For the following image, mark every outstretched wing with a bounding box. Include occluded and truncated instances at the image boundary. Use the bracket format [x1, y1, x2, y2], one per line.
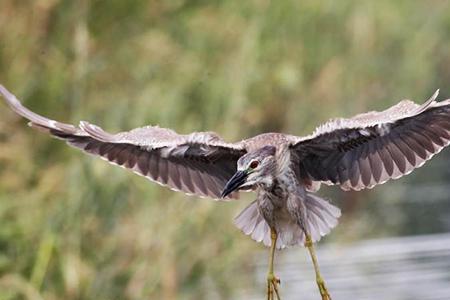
[290, 90, 450, 191]
[0, 85, 246, 199]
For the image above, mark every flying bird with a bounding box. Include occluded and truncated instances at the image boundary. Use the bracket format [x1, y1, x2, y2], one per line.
[1, 85, 450, 300]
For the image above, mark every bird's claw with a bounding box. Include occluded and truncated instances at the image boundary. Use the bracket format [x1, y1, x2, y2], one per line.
[267, 273, 281, 300]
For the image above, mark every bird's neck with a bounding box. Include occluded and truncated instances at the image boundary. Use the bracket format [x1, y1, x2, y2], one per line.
[255, 145, 293, 192]
[275, 145, 292, 178]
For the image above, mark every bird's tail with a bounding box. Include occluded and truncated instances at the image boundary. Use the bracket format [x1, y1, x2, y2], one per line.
[234, 194, 341, 249]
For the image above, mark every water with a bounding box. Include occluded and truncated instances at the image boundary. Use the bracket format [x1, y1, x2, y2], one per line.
[239, 233, 450, 300]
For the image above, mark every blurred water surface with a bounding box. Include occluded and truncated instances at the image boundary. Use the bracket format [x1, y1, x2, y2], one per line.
[241, 232, 450, 300]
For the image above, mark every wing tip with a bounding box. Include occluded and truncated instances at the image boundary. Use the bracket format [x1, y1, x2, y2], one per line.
[415, 89, 440, 114]
[0, 84, 21, 107]
[432, 89, 440, 101]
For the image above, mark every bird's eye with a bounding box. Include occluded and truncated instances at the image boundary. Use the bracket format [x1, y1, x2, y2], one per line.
[249, 160, 259, 169]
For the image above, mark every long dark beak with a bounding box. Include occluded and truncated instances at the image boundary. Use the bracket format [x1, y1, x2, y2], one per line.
[221, 170, 248, 198]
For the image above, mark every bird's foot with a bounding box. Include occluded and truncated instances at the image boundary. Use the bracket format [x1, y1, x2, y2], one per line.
[266, 273, 281, 300]
[316, 278, 331, 300]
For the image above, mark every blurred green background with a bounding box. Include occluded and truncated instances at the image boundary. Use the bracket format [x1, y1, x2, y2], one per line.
[1, 1, 450, 299]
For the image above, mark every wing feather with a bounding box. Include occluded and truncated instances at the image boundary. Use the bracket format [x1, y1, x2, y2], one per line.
[0, 85, 246, 200]
[291, 91, 450, 191]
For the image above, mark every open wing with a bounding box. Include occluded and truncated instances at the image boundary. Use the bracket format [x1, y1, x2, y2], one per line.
[0, 85, 246, 199]
[291, 90, 450, 191]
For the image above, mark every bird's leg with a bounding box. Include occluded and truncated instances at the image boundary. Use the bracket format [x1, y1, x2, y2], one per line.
[305, 235, 331, 300]
[266, 228, 281, 300]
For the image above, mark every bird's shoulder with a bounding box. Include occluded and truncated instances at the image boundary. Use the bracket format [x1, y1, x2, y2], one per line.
[243, 133, 298, 152]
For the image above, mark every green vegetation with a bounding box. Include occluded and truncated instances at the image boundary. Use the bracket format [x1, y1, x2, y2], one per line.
[1, 1, 450, 299]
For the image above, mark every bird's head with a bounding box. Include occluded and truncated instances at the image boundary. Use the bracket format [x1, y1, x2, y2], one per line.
[221, 145, 277, 198]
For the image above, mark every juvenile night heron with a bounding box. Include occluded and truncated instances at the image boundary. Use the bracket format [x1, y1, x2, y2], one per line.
[1, 85, 450, 300]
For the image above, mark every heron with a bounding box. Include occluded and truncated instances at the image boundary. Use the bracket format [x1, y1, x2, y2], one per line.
[1, 85, 450, 300]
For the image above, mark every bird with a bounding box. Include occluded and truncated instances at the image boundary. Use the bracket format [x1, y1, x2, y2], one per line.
[1, 84, 450, 300]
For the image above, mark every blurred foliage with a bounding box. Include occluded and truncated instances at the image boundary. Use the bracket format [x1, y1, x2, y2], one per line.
[0, 0, 450, 299]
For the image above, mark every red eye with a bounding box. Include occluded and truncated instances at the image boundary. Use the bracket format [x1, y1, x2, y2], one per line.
[250, 160, 259, 169]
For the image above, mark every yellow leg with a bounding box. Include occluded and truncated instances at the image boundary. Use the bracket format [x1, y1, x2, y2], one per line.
[266, 229, 281, 300]
[305, 235, 331, 300]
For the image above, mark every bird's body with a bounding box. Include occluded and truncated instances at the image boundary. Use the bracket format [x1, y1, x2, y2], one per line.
[2, 84, 450, 300]
[232, 142, 340, 249]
